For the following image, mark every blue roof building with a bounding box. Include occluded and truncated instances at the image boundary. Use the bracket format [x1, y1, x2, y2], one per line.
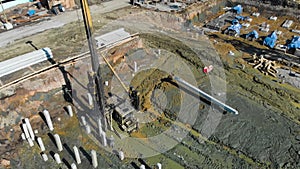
[287, 36, 300, 50]
[232, 5, 243, 14]
[246, 30, 259, 40]
[263, 32, 277, 48]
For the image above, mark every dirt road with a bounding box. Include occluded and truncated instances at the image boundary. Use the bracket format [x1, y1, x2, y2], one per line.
[0, 0, 130, 48]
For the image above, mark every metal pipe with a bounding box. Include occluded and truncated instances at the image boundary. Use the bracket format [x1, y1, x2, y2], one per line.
[87, 93, 93, 107]
[118, 151, 124, 161]
[43, 110, 54, 131]
[24, 118, 35, 140]
[54, 134, 63, 151]
[134, 61, 137, 73]
[41, 153, 48, 161]
[91, 150, 98, 168]
[173, 76, 238, 115]
[27, 138, 34, 147]
[37, 137, 46, 152]
[21, 123, 30, 139]
[67, 105, 73, 117]
[73, 146, 81, 164]
[81, 116, 87, 126]
[71, 163, 77, 169]
[54, 153, 62, 164]
[85, 124, 91, 134]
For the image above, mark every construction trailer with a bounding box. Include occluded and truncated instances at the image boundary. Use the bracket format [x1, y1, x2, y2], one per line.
[263, 31, 277, 48]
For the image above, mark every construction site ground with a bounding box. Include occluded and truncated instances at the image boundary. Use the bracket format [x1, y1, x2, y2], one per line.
[1, 1, 300, 169]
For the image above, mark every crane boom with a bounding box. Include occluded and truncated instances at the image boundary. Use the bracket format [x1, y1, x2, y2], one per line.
[80, 0, 106, 120]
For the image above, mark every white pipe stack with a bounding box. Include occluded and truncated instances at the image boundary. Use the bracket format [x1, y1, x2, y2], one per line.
[54, 153, 62, 164]
[25, 118, 35, 140]
[54, 134, 63, 151]
[67, 105, 73, 117]
[37, 137, 46, 152]
[71, 163, 77, 169]
[73, 146, 81, 164]
[0, 47, 53, 78]
[91, 150, 98, 168]
[22, 123, 30, 139]
[43, 110, 54, 131]
[41, 153, 48, 161]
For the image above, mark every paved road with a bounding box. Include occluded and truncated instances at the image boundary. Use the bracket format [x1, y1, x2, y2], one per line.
[0, 0, 130, 48]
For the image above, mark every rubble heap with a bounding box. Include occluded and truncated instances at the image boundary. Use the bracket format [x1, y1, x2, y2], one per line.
[248, 54, 279, 77]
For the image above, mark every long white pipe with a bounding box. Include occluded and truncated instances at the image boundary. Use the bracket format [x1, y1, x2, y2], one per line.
[173, 76, 238, 115]
[54, 153, 62, 164]
[91, 150, 98, 168]
[22, 123, 30, 139]
[73, 146, 81, 164]
[0, 48, 53, 77]
[37, 137, 45, 151]
[54, 134, 63, 151]
[24, 118, 35, 140]
[27, 138, 34, 147]
[43, 110, 54, 131]
[71, 163, 77, 169]
[41, 153, 48, 161]
[67, 105, 73, 117]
